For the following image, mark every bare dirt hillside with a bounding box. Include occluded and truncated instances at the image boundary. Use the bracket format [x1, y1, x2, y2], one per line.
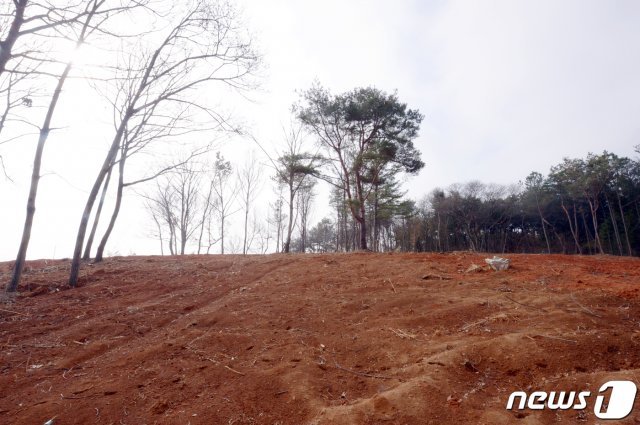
[1, 253, 639, 424]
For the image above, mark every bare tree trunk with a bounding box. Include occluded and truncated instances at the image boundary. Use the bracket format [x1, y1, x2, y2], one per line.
[581, 209, 593, 254]
[372, 184, 379, 252]
[587, 199, 604, 254]
[180, 228, 187, 255]
[604, 192, 623, 255]
[617, 192, 632, 256]
[573, 204, 581, 253]
[7, 122, 51, 292]
[69, 115, 129, 286]
[465, 224, 477, 252]
[152, 213, 164, 255]
[220, 214, 225, 254]
[437, 213, 441, 252]
[535, 195, 551, 253]
[560, 201, 581, 254]
[283, 184, 295, 253]
[444, 216, 450, 251]
[275, 206, 281, 253]
[356, 177, 368, 251]
[197, 181, 213, 255]
[7, 5, 95, 291]
[0, 0, 27, 76]
[83, 165, 113, 260]
[94, 154, 126, 262]
[550, 226, 565, 253]
[243, 202, 249, 254]
[169, 222, 176, 255]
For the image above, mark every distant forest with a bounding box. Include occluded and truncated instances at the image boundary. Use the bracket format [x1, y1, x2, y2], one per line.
[296, 150, 640, 256]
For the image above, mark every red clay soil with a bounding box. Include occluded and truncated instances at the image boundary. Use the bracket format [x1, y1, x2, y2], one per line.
[1, 253, 640, 424]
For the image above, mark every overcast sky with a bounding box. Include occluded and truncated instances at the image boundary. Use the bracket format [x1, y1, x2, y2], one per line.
[2, 0, 640, 261]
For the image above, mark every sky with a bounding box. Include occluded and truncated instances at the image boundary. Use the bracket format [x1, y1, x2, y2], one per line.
[2, 0, 640, 261]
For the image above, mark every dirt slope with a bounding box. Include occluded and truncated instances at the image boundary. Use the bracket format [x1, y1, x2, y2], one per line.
[1, 253, 639, 424]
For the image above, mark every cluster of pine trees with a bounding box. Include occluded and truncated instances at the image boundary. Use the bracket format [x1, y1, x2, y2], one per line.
[300, 150, 640, 256]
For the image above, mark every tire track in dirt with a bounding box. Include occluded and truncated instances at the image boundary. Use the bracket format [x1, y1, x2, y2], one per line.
[0, 256, 304, 424]
[2, 253, 640, 424]
[30, 257, 297, 369]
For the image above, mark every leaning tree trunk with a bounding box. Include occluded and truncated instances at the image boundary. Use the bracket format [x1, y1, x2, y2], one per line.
[560, 201, 581, 254]
[83, 165, 113, 260]
[7, 123, 53, 292]
[587, 198, 604, 254]
[94, 153, 126, 262]
[69, 116, 129, 286]
[6, 39, 81, 292]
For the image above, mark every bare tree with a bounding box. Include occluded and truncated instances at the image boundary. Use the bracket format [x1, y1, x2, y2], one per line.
[275, 125, 320, 253]
[7, 0, 143, 292]
[268, 183, 286, 252]
[254, 213, 271, 254]
[173, 165, 202, 255]
[0, 1, 77, 176]
[244, 211, 267, 254]
[93, 142, 209, 262]
[0, 0, 113, 76]
[0, 0, 150, 146]
[69, 0, 259, 285]
[146, 180, 177, 255]
[209, 152, 237, 254]
[196, 168, 216, 254]
[145, 164, 202, 255]
[238, 154, 262, 254]
[81, 61, 213, 261]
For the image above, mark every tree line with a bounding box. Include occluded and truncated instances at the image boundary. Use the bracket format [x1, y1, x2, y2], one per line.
[299, 150, 640, 256]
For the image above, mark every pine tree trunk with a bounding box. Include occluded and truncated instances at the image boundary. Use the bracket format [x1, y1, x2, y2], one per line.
[617, 192, 633, 256]
[604, 192, 623, 255]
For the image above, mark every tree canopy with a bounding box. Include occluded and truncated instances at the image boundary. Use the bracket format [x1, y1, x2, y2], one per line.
[296, 84, 424, 250]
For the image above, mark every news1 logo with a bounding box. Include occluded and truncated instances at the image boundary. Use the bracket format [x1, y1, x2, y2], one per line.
[506, 380, 637, 420]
